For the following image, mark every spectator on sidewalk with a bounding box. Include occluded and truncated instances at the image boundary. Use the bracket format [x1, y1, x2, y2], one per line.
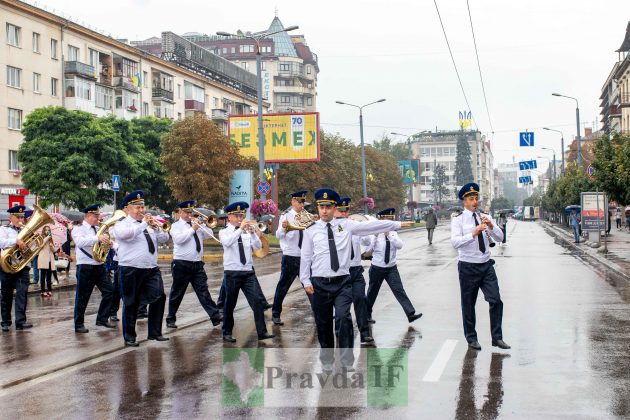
[570, 210, 580, 244]
[625, 208, 630, 232]
[424, 208, 438, 245]
[606, 210, 612, 236]
[615, 208, 622, 230]
[37, 225, 56, 297]
[59, 224, 73, 277]
[498, 212, 508, 244]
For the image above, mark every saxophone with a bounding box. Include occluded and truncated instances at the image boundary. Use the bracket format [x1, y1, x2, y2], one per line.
[92, 210, 127, 262]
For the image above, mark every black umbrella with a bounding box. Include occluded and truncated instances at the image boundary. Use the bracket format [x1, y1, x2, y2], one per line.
[564, 205, 581, 213]
[447, 206, 463, 212]
[194, 208, 216, 217]
[61, 210, 84, 222]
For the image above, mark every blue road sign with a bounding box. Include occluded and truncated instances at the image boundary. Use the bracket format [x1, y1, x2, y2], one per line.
[518, 176, 533, 184]
[519, 132, 534, 147]
[256, 181, 271, 195]
[519, 160, 538, 170]
[112, 174, 121, 192]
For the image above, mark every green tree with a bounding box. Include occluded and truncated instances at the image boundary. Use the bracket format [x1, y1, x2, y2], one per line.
[431, 162, 450, 205]
[161, 114, 254, 209]
[18, 107, 130, 208]
[592, 132, 630, 203]
[491, 196, 514, 211]
[372, 133, 411, 161]
[454, 134, 473, 186]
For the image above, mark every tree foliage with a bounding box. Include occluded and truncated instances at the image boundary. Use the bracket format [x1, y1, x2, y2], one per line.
[542, 166, 595, 212]
[372, 133, 410, 161]
[592, 132, 630, 203]
[161, 114, 254, 209]
[454, 134, 473, 186]
[431, 163, 450, 205]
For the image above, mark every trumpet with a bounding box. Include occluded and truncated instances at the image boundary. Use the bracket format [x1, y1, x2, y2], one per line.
[240, 220, 269, 258]
[146, 215, 170, 232]
[190, 209, 218, 229]
[476, 211, 496, 248]
[241, 220, 267, 234]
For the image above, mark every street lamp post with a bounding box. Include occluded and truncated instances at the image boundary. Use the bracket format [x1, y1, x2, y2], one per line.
[217, 25, 299, 201]
[543, 127, 565, 174]
[336, 99, 386, 214]
[540, 147, 556, 182]
[551, 93, 581, 166]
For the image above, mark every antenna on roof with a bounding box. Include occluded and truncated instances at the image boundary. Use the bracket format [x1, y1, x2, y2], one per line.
[275, 5, 278, 17]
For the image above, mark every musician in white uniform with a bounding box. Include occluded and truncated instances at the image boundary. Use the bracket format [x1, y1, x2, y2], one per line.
[451, 182, 509, 351]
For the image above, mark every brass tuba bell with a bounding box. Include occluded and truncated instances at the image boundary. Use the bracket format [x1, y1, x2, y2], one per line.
[92, 210, 127, 263]
[284, 210, 316, 232]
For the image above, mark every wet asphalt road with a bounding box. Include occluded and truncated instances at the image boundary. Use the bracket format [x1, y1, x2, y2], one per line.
[0, 220, 629, 419]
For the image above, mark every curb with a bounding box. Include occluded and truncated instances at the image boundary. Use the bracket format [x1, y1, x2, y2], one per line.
[541, 221, 630, 282]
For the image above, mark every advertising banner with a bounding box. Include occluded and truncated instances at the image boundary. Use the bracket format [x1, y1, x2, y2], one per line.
[397, 160, 420, 184]
[229, 170, 253, 219]
[228, 113, 320, 162]
[580, 191, 607, 231]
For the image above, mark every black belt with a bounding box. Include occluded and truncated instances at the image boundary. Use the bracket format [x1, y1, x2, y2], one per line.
[459, 259, 494, 266]
[312, 275, 349, 283]
[173, 259, 203, 265]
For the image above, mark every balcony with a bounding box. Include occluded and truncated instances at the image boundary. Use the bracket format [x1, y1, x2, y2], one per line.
[211, 108, 228, 120]
[620, 94, 630, 107]
[152, 88, 174, 102]
[610, 104, 621, 116]
[185, 99, 204, 112]
[113, 77, 139, 92]
[64, 61, 96, 80]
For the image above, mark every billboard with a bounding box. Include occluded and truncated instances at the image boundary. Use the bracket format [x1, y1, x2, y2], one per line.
[580, 191, 607, 231]
[228, 113, 320, 163]
[229, 170, 253, 219]
[397, 160, 420, 184]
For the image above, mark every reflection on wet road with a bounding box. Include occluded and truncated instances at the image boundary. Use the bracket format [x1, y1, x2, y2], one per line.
[0, 221, 629, 418]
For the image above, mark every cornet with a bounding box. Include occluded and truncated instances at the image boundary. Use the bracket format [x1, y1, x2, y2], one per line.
[190, 209, 218, 229]
[146, 215, 170, 232]
[241, 220, 267, 234]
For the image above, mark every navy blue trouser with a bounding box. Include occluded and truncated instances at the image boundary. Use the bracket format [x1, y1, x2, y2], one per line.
[119, 266, 166, 341]
[167, 260, 220, 323]
[222, 270, 268, 337]
[272, 255, 314, 318]
[312, 275, 354, 366]
[0, 267, 30, 327]
[335, 266, 370, 339]
[367, 265, 415, 319]
[217, 270, 268, 309]
[74, 264, 114, 328]
[457, 260, 503, 343]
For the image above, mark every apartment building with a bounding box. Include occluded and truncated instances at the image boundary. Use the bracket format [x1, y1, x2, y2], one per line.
[601, 21, 630, 135]
[1, 0, 264, 208]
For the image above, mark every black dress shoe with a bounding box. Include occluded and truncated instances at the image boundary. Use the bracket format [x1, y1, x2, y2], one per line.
[361, 336, 375, 344]
[492, 339, 511, 349]
[1, 325, 9, 332]
[166, 322, 178, 329]
[367, 318, 376, 324]
[211, 317, 222, 327]
[96, 321, 116, 329]
[468, 340, 482, 350]
[75, 326, 89, 333]
[125, 340, 139, 347]
[258, 333, 275, 340]
[16, 323, 33, 330]
[109, 316, 119, 322]
[263, 303, 272, 311]
[272, 317, 284, 326]
[148, 335, 170, 341]
[223, 335, 237, 343]
[408, 313, 423, 323]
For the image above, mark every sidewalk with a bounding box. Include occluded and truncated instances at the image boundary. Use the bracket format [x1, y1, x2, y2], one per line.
[542, 220, 630, 282]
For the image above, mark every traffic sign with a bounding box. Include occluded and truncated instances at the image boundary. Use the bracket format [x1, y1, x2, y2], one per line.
[519, 132, 534, 147]
[112, 174, 121, 192]
[518, 160, 538, 170]
[518, 176, 533, 184]
[587, 164, 594, 179]
[256, 181, 271, 195]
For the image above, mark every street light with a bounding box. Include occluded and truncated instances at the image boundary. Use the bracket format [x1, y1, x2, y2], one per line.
[336, 99, 386, 214]
[539, 147, 556, 182]
[551, 93, 581, 166]
[542, 127, 565, 174]
[217, 25, 299, 201]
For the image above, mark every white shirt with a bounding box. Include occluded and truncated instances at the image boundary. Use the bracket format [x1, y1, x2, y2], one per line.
[0, 224, 19, 250]
[275, 209, 302, 257]
[170, 218, 214, 262]
[110, 216, 170, 268]
[300, 218, 401, 287]
[71, 221, 102, 265]
[367, 231, 403, 268]
[219, 224, 262, 271]
[336, 218, 371, 267]
[451, 209, 503, 263]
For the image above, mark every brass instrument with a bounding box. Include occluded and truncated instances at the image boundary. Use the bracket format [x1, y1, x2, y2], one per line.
[191, 209, 218, 229]
[284, 210, 316, 232]
[92, 210, 127, 263]
[242, 220, 267, 234]
[146, 215, 170, 232]
[0, 205, 54, 273]
[241, 220, 269, 258]
[348, 214, 378, 259]
[476, 211, 496, 248]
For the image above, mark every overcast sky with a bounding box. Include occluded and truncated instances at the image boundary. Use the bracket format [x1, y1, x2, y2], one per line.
[35, 0, 630, 171]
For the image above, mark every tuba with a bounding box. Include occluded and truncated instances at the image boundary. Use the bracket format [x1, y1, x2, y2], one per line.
[285, 210, 316, 232]
[92, 210, 127, 263]
[0, 205, 54, 274]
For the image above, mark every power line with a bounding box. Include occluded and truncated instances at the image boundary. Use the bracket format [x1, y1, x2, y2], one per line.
[433, 0, 479, 131]
[466, 0, 494, 135]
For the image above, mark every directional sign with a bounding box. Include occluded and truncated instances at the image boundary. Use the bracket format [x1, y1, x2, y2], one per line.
[587, 164, 594, 179]
[112, 174, 121, 192]
[518, 160, 538, 170]
[519, 132, 534, 147]
[518, 176, 533, 184]
[256, 181, 271, 195]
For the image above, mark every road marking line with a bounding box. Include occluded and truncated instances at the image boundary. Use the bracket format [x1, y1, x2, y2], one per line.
[422, 339, 458, 382]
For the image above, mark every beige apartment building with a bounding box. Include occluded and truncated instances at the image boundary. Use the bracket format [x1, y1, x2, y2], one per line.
[1, 0, 264, 208]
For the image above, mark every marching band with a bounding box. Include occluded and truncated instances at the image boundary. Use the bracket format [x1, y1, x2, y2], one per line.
[0, 181, 509, 359]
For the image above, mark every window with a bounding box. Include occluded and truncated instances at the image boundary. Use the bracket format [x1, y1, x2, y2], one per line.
[115, 90, 138, 109]
[280, 95, 290, 104]
[33, 73, 41, 93]
[6, 24, 20, 47]
[51, 77, 58, 96]
[239, 45, 254, 53]
[231, 47, 235, 54]
[279, 63, 290, 72]
[177, 84, 181, 99]
[65, 78, 92, 100]
[8, 151, 19, 171]
[68, 45, 79, 61]
[261, 61, 266, 71]
[185, 82, 204, 102]
[142, 102, 149, 116]
[307, 97, 313, 106]
[306, 65, 311, 74]
[89, 48, 99, 68]
[96, 85, 113, 109]
[51, 38, 58, 59]
[8, 108, 22, 130]
[143, 71, 148, 88]
[7, 66, 22, 88]
[222, 47, 227, 54]
[32, 32, 40, 53]
[177, 112, 182, 120]
[261, 46, 271, 53]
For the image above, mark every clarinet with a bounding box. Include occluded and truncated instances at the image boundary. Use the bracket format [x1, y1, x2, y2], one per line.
[476, 211, 496, 248]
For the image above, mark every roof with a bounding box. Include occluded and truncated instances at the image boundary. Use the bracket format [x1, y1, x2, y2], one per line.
[616, 22, 630, 52]
[265, 17, 297, 57]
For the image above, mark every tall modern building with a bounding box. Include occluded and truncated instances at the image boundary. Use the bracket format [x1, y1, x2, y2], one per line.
[132, 16, 319, 114]
[1, 0, 264, 208]
[409, 130, 494, 208]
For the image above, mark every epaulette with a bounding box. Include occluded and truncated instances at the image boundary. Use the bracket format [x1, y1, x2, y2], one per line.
[304, 222, 316, 230]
